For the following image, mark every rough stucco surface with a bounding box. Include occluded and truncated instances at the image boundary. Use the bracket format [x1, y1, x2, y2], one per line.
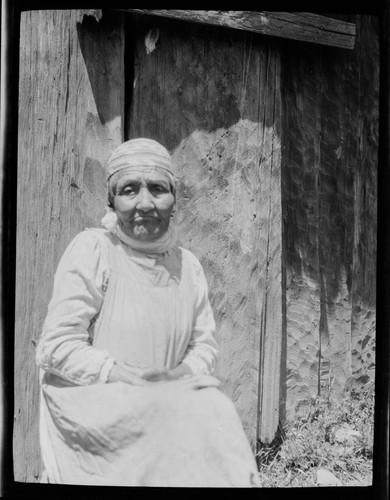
[281, 16, 378, 415]
[173, 123, 282, 445]
[129, 17, 283, 444]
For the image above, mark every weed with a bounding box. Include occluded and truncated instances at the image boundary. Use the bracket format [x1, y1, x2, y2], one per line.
[256, 383, 374, 487]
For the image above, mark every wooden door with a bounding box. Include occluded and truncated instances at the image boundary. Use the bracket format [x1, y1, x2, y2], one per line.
[128, 14, 283, 446]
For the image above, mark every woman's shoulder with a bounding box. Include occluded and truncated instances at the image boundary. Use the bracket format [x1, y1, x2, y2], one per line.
[64, 228, 115, 258]
[83, 227, 113, 240]
[53, 228, 113, 275]
[69, 227, 112, 245]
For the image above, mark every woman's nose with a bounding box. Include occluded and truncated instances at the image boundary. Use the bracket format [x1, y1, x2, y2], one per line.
[136, 187, 154, 210]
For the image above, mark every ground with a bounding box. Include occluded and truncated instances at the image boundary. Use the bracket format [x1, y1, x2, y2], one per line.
[256, 384, 374, 487]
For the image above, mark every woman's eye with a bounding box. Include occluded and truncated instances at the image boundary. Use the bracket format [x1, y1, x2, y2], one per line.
[121, 185, 136, 195]
[150, 184, 167, 194]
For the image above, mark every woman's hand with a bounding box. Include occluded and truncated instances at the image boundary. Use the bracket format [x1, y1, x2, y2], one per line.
[108, 361, 220, 390]
[107, 362, 150, 385]
[173, 374, 221, 390]
[123, 362, 192, 382]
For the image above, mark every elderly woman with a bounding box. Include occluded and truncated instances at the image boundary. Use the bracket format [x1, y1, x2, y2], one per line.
[36, 138, 260, 487]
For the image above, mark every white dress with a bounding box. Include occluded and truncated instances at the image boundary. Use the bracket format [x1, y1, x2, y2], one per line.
[36, 228, 260, 487]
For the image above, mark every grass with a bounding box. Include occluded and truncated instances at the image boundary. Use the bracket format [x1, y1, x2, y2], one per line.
[256, 383, 374, 487]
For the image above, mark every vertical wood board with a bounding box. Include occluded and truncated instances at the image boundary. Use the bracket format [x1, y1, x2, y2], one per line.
[256, 53, 283, 442]
[14, 9, 124, 482]
[128, 16, 283, 445]
[281, 15, 378, 415]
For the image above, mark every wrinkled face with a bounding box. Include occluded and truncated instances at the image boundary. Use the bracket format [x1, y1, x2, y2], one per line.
[112, 169, 175, 241]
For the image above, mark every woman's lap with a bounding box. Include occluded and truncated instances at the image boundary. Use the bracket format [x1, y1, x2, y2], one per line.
[41, 379, 259, 486]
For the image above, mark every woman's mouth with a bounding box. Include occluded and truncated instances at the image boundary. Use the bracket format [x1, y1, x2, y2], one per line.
[133, 215, 158, 222]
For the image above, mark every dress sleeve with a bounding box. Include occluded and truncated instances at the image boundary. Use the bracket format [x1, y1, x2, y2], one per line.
[36, 230, 115, 385]
[181, 253, 219, 375]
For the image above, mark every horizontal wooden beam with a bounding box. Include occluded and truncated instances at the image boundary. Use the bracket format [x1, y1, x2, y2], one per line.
[121, 10, 356, 50]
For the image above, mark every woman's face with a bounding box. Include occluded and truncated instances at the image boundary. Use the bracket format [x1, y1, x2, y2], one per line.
[112, 169, 175, 241]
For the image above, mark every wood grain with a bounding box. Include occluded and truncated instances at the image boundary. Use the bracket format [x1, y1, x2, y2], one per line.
[128, 16, 283, 445]
[122, 10, 356, 49]
[14, 9, 124, 482]
[281, 15, 378, 415]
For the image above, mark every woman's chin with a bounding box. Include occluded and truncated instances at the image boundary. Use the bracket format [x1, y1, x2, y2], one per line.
[131, 226, 164, 242]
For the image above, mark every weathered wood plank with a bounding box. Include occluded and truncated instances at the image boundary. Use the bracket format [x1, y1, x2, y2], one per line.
[256, 51, 283, 444]
[128, 15, 283, 445]
[14, 9, 124, 482]
[281, 15, 378, 415]
[122, 10, 356, 49]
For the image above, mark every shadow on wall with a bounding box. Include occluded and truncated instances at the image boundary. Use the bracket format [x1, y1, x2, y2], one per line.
[127, 14, 281, 150]
[77, 11, 124, 127]
[76, 11, 126, 228]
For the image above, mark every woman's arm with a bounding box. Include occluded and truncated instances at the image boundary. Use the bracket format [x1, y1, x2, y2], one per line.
[123, 362, 192, 382]
[36, 230, 117, 385]
[107, 362, 149, 385]
[180, 253, 219, 376]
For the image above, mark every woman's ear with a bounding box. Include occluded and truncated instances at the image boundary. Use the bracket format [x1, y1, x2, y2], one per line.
[107, 190, 116, 209]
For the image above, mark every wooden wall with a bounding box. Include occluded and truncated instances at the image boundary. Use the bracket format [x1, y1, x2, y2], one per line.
[13, 9, 378, 483]
[14, 10, 124, 482]
[281, 15, 378, 415]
